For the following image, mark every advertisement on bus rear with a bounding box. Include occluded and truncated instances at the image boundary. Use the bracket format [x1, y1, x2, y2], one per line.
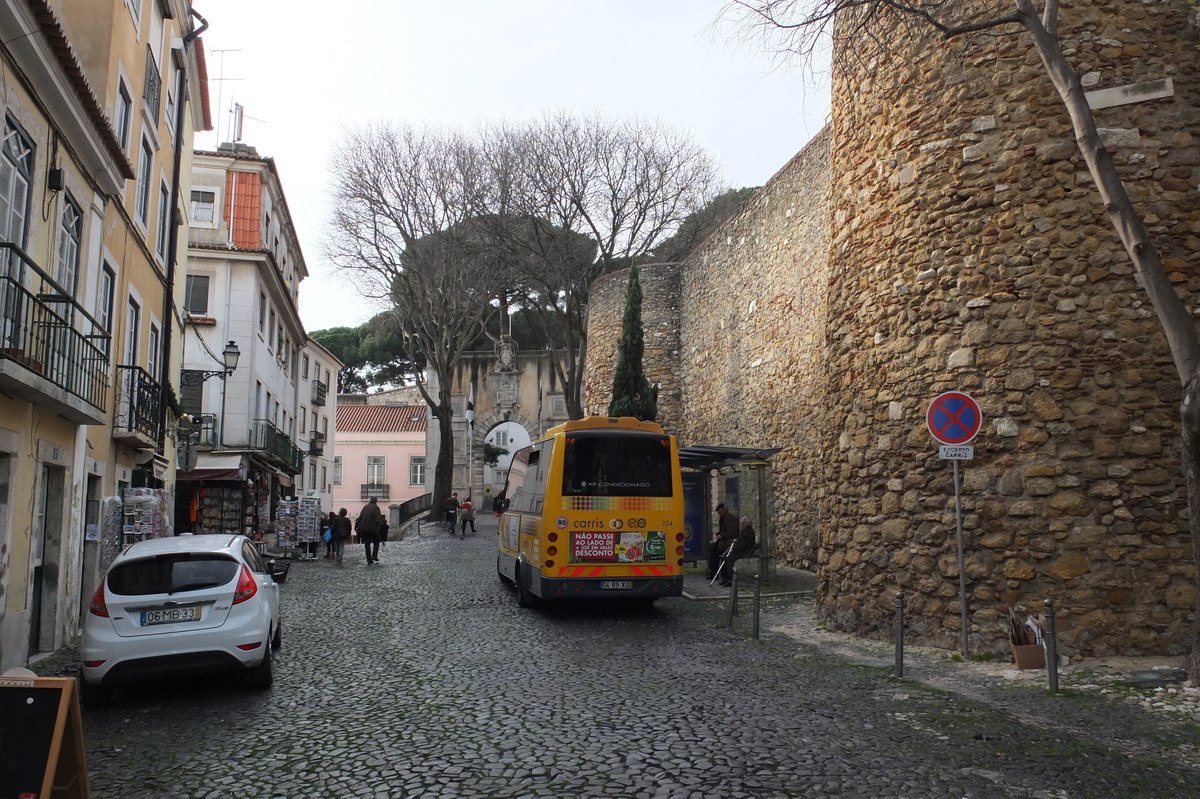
[571, 530, 667, 563]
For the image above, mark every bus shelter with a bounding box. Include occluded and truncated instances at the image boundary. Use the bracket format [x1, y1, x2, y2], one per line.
[676, 445, 782, 583]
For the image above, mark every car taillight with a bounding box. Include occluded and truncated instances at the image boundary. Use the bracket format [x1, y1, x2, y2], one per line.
[88, 584, 109, 617]
[232, 564, 257, 604]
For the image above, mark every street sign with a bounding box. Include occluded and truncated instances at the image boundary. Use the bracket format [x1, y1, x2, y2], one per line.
[939, 445, 974, 460]
[926, 392, 982, 445]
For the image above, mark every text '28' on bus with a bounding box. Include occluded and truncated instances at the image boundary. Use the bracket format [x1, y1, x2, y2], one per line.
[496, 416, 685, 607]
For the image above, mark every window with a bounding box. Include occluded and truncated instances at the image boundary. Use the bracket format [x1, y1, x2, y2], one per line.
[332, 456, 342, 486]
[268, 309, 276, 349]
[311, 410, 317, 432]
[410, 457, 425, 486]
[55, 195, 82, 296]
[495, 429, 509, 448]
[142, 46, 161, 123]
[308, 462, 316, 491]
[299, 407, 307, 434]
[184, 274, 210, 315]
[164, 62, 177, 134]
[302, 355, 309, 378]
[124, 0, 142, 27]
[147, 323, 160, 380]
[0, 118, 34, 246]
[113, 81, 133, 155]
[135, 138, 152, 224]
[322, 466, 327, 493]
[155, 181, 169, 259]
[124, 297, 140, 367]
[180, 371, 202, 415]
[97, 265, 115, 355]
[367, 456, 385, 485]
[258, 292, 266, 333]
[190, 190, 215, 224]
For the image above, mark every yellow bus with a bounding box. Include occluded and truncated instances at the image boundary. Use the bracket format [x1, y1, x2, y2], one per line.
[497, 416, 685, 606]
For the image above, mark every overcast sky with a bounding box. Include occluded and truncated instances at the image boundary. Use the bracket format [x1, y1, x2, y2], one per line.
[191, 0, 829, 334]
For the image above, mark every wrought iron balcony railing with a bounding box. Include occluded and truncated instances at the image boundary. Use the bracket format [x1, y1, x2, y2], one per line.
[188, 413, 219, 450]
[251, 418, 303, 475]
[113, 365, 162, 447]
[0, 242, 110, 421]
[361, 483, 389, 501]
[311, 378, 328, 406]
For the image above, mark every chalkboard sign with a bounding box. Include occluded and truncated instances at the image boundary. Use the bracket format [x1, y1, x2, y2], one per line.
[0, 676, 90, 798]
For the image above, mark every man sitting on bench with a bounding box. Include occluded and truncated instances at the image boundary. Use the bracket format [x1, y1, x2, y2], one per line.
[717, 515, 757, 587]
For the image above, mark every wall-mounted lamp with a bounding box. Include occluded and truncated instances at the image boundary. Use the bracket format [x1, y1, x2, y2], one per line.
[182, 340, 240, 385]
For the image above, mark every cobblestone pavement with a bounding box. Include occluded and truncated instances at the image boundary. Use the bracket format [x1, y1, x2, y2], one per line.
[36, 519, 1200, 798]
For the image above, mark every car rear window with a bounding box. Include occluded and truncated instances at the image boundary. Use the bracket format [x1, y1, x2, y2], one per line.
[107, 555, 239, 596]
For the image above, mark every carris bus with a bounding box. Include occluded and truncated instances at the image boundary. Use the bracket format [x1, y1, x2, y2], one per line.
[497, 416, 685, 606]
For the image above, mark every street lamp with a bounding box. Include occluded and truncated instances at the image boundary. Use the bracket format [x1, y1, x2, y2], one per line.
[181, 341, 241, 447]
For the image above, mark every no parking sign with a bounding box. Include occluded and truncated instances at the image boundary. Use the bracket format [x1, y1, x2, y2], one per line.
[926, 391, 982, 448]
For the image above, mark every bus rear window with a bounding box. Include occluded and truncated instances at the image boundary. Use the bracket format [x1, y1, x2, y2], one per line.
[561, 433, 673, 497]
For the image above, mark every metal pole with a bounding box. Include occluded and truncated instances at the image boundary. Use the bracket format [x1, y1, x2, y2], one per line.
[1044, 598, 1059, 693]
[752, 572, 762, 639]
[895, 592, 905, 678]
[756, 464, 769, 583]
[954, 459, 969, 659]
[726, 567, 738, 627]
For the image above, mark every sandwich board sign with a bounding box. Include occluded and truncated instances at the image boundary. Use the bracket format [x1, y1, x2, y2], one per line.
[0, 674, 90, 798]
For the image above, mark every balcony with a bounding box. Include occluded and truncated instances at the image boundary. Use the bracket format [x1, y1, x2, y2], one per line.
[112, 365, 162, 448]
[311, 378, 328, 406]
[187, 414, 219, 450]
[0, 243, 109, 425]
[251, 418, 304, 475]
[360, 483, 389, 501]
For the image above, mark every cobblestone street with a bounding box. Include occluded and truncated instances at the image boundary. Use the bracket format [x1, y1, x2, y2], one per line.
[60, 521, 1199, 798]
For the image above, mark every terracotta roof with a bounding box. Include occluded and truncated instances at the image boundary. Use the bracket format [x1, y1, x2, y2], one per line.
[225, 169, 262, 249]
[336, 404, 428, 433]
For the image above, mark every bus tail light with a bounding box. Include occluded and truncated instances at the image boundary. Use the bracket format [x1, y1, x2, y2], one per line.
[676, 546, 684, 556]
[548, 532, 559, 543]
[545, 560, 555, 568]
[676, 532, 685, 542]
[546, 546, 558, 557]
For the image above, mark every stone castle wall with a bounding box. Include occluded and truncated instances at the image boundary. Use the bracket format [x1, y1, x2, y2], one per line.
[584, 2, 1199, 657]
[820, 1, 1200, 655]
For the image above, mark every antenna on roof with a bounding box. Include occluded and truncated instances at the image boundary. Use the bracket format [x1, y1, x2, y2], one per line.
[232, 103, 244, 142]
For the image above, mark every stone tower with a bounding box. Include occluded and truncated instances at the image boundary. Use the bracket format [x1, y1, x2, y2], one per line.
[820, 1, 1200, 654]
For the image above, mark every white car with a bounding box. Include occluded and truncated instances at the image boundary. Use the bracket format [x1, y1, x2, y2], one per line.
[80, 534, 286, 705]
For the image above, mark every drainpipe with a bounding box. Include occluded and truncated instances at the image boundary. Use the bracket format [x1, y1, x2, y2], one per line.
[157, 8, 210, 454]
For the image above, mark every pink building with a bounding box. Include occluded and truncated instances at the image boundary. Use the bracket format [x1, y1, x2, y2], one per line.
[332, 404, 427, 519]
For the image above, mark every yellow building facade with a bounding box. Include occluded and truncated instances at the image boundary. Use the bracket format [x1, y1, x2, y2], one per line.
[0, 0, 209, 672]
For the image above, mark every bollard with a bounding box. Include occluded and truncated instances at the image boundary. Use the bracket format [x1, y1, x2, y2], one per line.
[1044, 598, 1059, 693]
[725, 567, 738, 628]
[752, 572, 762, 639]
[895, 592, 905, 678]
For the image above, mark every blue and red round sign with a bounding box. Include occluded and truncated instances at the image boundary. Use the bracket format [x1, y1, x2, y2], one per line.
[926, 392, 982, 445]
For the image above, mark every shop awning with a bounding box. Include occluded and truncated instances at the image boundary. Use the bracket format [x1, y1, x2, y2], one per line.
[177, 452, 246, 482]
[676, 445, 782, 471]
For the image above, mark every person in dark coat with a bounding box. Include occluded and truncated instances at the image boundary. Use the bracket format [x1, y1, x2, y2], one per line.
[720, 516, 757, 587]
[357, 497, 384, 565]
[708, 503, 738, 579]
[331, 508, 353, 565]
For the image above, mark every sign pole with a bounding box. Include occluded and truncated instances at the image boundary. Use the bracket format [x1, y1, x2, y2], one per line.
[954, 459, 968, 659]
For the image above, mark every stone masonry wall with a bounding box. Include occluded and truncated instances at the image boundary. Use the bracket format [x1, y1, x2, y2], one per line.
[675, 131, 832, 569]
[821, 1, 1200, 655]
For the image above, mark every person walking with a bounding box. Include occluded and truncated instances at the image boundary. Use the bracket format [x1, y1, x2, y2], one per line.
[331, 508, 352, 565]
[378, 517, 390, 549]
[708, 503, 738, 580]
[323, 512, 337, 560]
[459, 498, 476, 537]
[443, 492, 460, 535]
[356, 497, 384, 565]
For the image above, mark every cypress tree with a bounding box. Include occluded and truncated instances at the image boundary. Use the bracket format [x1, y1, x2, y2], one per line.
[607, 265, 658, 421]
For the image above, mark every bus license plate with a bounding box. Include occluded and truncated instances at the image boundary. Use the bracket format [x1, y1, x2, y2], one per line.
[599, 580, 633, 590]
[141, 606, 201, 625]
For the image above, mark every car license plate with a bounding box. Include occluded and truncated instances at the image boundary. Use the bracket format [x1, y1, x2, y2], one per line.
[141, 606, 201, 625]
[599, 580, 633, 590]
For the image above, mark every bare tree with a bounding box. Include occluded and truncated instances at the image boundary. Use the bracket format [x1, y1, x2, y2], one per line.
[480, 110, 721, 419]
[326, 122, 508, 514]
[719, 0, 1200, 677]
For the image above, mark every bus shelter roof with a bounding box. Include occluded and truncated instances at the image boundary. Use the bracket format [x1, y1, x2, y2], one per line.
[676, 445, 782, 471]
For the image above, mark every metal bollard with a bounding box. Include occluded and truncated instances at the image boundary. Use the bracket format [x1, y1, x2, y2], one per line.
[895, 592, 905, 678]
[752, 572, 762, 639]
[1044, 598, 1059, 693]
[725, 567, 739, 627]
